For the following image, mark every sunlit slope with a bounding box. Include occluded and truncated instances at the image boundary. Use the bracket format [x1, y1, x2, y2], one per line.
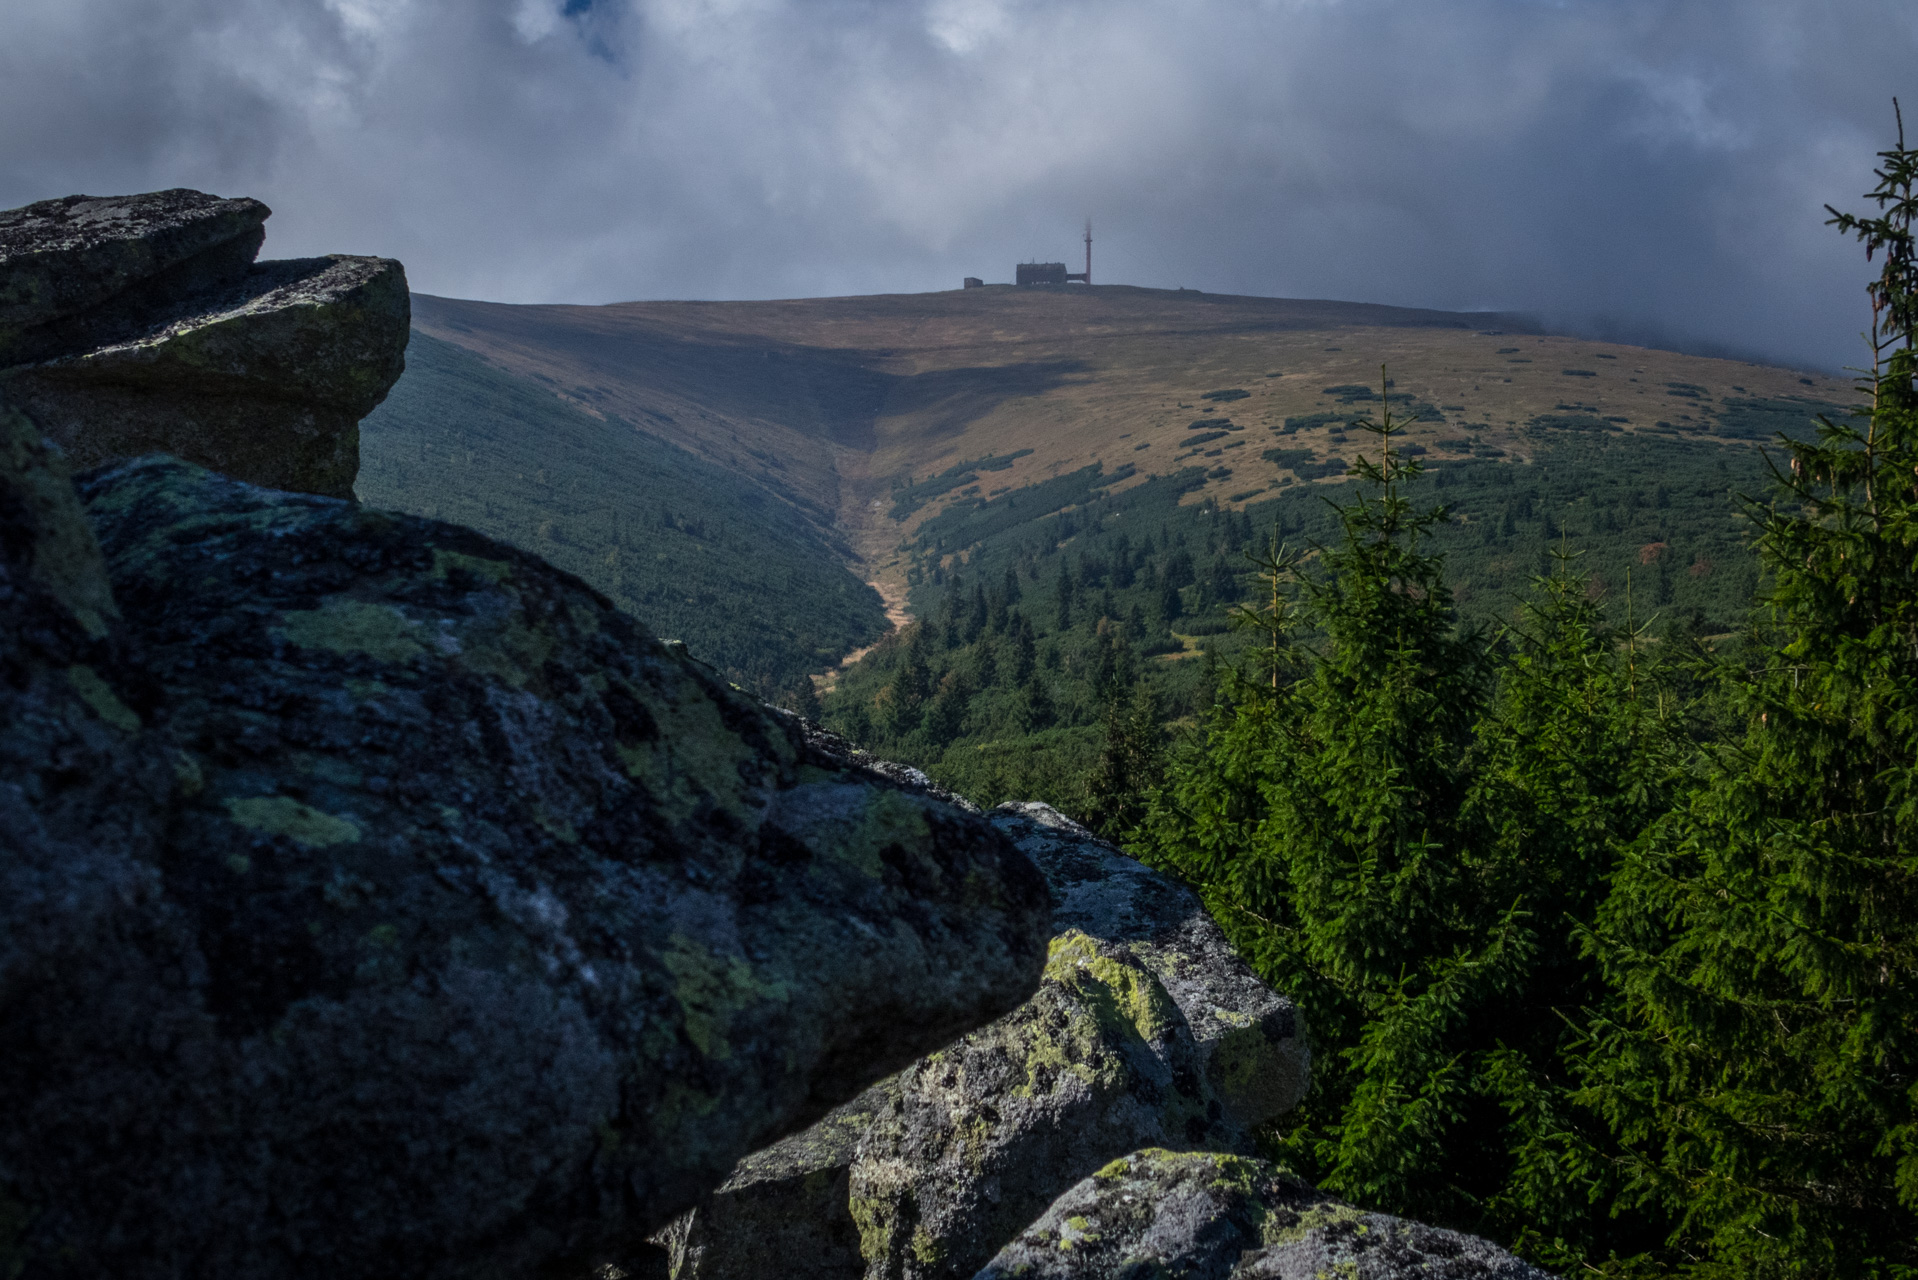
[411, 285, 1853, 566]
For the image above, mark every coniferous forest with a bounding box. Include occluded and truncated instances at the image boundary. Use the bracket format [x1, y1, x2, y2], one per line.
[823, 119, 1918, 1278]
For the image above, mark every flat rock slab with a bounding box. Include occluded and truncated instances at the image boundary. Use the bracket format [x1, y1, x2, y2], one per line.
[979, 1148, 1558, 1280]
[0, 190, 268, 358]
[0, 189, 407, 496]
[0, 449, 1053, 1280]
[3, 254, 407, 497]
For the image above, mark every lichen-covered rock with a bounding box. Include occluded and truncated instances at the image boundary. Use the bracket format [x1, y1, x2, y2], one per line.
[0, 190, 268, 360]
[665, 802, 1307, 1280]
[0, 449, 1053, 1280]
[845, 804, 1308, 1280]
[978, 1149, 1556, 1280]
[993, 803, 1307, 1131]
[0, 190, 407, 497]
[659, 1077, 903, 1280]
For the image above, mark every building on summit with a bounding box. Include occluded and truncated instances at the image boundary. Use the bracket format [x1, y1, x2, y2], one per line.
[1015, 221, 1092, 287]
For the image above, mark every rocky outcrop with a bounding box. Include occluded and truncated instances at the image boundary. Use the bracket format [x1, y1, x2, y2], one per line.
[978, 1148, 1554, 1280]
[0, 432, 1054, 1280]
[0, 190, 268, 355]
[0, 190, 406, 497]
[667, 802, 1309, 1280]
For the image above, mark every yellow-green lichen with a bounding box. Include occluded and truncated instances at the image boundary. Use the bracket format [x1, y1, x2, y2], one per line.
[1257, 1199, 1366, 1249]
[608, 685, 770, 828]
[168, 748, 205, 797]
[1046, 932, 1182, 1044]
[533, 803, 579, 844]
[343, 677, 388, 703]
[447, 611, 560, 688]
[1057, 1214, 1100, 1252]
[803, 788, 932, 882]
[659, 934, 791, 1061]
[224, 796, 361, 847]
[847, 1191, 893, 1264]
[431, 548, 513, 585]
[278, 599, 426, 663]
[65, 664, 140, 731]
[909, 1226, 944, 1266]
[1005, 994, 1106, 1100]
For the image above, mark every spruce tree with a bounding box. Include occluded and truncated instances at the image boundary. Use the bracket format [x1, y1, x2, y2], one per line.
[1582, 110, 1918, 1278]
[1140, 377, 1503, 1221]
[1085, 682, 1166, 841]
[1141, 384, 1687, 1264]
[1471, 558, 1684, 1271]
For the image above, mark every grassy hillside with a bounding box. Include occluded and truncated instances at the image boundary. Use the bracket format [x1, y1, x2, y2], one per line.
[406, 285, 1853, 583]
[355, 332, 887, 698]
[385, 285, 1862, 806]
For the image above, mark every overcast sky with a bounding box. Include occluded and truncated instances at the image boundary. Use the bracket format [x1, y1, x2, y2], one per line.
[3, 0, 1913, 371]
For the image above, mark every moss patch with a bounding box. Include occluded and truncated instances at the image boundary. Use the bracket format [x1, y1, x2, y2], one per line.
[223, 795, 361, 847]
[660, 933, 792, 1061]
[65, 664, 140, 731]
[278, 599, 426, 664]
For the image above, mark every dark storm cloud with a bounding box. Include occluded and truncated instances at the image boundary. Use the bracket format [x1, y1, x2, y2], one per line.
[3, 0, 1912, 370]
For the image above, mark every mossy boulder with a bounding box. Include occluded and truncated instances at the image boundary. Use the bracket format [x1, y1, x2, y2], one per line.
[668, 803, 1308, 1280]
[995, 802, 1307, 1132]
[0, 443, 1053, 1280]
[978, 1148, 1555, 1280]
[0, 190, 407, 498]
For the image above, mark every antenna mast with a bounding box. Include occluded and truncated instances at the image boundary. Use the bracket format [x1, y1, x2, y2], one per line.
[1083, 218, 1092, 285]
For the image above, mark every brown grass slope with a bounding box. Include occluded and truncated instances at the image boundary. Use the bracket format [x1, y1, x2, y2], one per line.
[410, 284, 1854, 608]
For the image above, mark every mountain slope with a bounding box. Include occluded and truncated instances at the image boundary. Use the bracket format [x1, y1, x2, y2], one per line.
[365, 286, 1861, 765]
[355, 332, 887, 697]
[406, 284, 1853, 577]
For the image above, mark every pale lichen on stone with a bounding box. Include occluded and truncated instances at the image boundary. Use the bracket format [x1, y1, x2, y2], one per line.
[978, 1148, 1555, 1280]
